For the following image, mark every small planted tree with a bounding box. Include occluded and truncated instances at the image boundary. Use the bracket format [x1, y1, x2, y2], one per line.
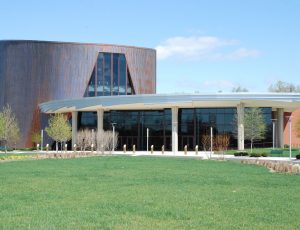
[77, 129, 94, 153]
[234, 107, 266, 153]
[45, 113, 72, 152]
[0, 105, 21, 153]
[215, 134, 230, 159]
[31, 131, 41, 147]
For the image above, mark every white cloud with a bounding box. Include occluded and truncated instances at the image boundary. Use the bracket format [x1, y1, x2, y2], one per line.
[155, 36, 261, 60]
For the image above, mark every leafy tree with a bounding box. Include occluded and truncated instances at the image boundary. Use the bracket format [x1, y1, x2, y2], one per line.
[296, 117, 300, 138]
[31, 131, 41, 147]
[0, 105, 20, 153]
[233, 107, 266, 153]
[231, 86, 249, 92]
[268, 80, 300, 93]
[45, 113, 72, 152]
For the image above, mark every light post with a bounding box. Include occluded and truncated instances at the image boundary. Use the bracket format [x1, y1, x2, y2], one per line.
[146, 128, 149, 153]
[210, 126, 213, 158]
[111, 123, 116, 154]
[41, 129, 44, 151]
[286, 116, 292, 160]
[271, 119, 277, 150]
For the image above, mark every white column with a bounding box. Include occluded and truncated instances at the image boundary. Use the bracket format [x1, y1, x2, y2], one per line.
[72, 111, 78, 147]
[237, 103, 245, 151]
[172, 107, 178, 153]
[97, 109, 104, 132]
[276, 108, 284, 148]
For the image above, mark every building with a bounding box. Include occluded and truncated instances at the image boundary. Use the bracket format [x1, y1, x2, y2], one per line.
[1, 40, 300, 150]
[0, 40, 155, 147]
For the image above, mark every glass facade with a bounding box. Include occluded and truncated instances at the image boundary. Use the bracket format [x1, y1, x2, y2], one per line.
[179, 108, 237, 150]
[104, 110, 171, 151]
[77, 107, 273, 151]
[85, 52, 135, 97]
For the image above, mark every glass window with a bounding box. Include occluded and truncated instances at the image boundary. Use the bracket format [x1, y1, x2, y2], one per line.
[119, 54, 126, 95]
[113, 54, 119, 95]
[96, 53, 104, 96]
[85, 69, 96, 97]
[103, 53, 111, 96]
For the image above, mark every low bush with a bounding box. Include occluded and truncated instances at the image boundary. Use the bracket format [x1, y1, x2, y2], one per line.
[261, 153, 268, 157]
[241, 159, 300, 174]
[250, 153, 261, 157]
[296, 154, 300, 160]
[234, 152, 249, 156]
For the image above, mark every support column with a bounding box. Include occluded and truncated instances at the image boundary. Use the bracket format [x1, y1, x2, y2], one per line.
[237, 103, 245, 151]
[97, 109, 104, 132]
[172, 107, 178, 153]
[276, 108, 284, 148]
[72, 111, 78, 147]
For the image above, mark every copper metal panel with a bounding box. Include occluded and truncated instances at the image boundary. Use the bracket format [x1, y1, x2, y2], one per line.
[0, 40, 156, 147]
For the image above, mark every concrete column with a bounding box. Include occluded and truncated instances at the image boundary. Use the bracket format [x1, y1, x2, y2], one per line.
[172, 107, 178, 153]
[237, 103, 245, 151]
[97, 109, 104, 132]
[276, 108, 284, 148]
[72, 111, 78, 147]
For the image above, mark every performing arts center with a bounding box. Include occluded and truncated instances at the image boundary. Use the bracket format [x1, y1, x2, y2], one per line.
[1, 40, 300, 151]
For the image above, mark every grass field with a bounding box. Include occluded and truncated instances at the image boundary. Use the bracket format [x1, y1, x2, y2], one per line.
[0, 156, 299, 229]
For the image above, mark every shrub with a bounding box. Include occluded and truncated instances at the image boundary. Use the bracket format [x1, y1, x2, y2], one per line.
[234, 152, 249, 156]
[261, 153, 268, 157]
[296, 154, 300, 160]
[250, 153, 261, 157]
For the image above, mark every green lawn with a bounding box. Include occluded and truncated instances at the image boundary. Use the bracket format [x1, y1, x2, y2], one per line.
[0, 156, 299, 229]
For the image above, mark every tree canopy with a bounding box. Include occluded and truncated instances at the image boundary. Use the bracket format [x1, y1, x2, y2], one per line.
[0, 105, 20, 152]
[45, 113, 72, 151]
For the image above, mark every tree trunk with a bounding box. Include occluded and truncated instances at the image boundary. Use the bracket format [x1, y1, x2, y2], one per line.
[56, 142, 58, 153]
[250, 139, 253, 153]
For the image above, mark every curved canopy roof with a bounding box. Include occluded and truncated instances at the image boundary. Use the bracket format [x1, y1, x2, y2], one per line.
[39, 93, 300, 113]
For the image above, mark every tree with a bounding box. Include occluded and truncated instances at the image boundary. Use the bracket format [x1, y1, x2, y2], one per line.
[31, 131, 41, 147]
[234, 107, 266, 153]
[45, 113, 72, 152]
[295, 117, 300, 138]
[0, 105, 21, 153]
[268, 80, 300, 93]
[231, 86, 249, 92]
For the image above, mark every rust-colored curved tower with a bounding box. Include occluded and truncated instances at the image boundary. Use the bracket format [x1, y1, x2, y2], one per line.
[0, 40, 156, 147]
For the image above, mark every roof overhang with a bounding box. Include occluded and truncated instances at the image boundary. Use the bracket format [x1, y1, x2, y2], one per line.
[39, 93, 300, 113]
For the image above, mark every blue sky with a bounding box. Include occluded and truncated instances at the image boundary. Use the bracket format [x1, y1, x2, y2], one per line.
[1, 0, 299, 93]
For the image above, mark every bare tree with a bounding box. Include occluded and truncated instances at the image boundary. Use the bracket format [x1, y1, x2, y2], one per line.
[215, 134, 230, 159]
[96, 130, 118, 154]
[268, 80, 300, 93]
[77, 129, 94, 153]
[201, 135, 211, 151]
[0, 105, 20, 153]
[231, 86, 249, 92]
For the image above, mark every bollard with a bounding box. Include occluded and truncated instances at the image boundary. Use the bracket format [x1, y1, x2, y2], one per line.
[73, 144, 77, 152]
[36, 143, 40, 151]
[46, 144, 49, 152]
[101, 144, 104, 154]
[123, 144, 126, 153]
[133, 145, 136, 154]
[64, 144, 68, 154]
[184, 145, 187, 155]
[195, 145, 198, 155]
[162, 145, 164, 154]
[151, 145, 154, 154]
[91, 144, 94, 154]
